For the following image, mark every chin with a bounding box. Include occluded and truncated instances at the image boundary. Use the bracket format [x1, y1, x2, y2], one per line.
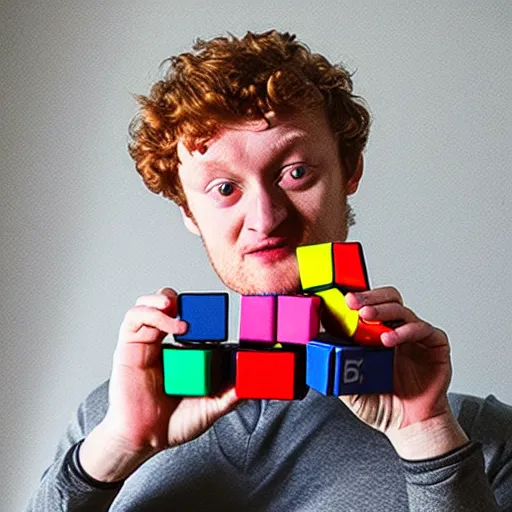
[210, 251, 302, 295]
[224, 271, 301, 295]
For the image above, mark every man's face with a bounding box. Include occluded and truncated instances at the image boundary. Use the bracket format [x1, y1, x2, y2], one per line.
[177, 108, 362, 295]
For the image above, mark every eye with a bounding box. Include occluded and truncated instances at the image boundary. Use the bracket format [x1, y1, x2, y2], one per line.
[290, 165, 307, 180]
[209, 180, 240, 207]
[278, 164, 315, 191]
[218, 182, 234, 196]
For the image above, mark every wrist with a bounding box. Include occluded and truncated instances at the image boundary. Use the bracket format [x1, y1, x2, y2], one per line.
[387, 411, 469, 461]
[70, 439, 124, 489]
[79, 421, 158, 482]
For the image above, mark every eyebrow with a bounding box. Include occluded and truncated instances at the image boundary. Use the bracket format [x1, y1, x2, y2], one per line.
[268, 130, 310, 155]
[192, 129, 311, 177]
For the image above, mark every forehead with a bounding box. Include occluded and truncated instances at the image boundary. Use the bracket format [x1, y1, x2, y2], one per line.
[176, 108, 333, 170]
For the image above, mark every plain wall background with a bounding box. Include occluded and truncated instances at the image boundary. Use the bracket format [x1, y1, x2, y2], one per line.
[1, 1, 510, 509]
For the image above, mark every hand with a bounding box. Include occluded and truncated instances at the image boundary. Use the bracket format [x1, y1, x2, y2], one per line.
[80, 288, 239, 481]
[341, 287, 468, 459]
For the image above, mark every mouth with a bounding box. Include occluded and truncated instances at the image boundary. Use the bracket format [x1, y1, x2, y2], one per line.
[245, 237, 289, 253]
[245, 238, 294, 262]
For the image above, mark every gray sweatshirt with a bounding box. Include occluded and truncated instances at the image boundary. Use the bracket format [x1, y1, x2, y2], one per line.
[26, 382, 512, 511]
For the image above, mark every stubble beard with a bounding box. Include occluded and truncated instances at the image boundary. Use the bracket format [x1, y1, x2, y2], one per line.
[200, 238, 301, 295]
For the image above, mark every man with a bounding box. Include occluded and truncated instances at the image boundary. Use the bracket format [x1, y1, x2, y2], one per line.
[27, 30, 512, 511]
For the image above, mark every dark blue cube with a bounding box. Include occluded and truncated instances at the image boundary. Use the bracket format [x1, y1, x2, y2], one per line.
[175, 293, 229, 342]
[333, 345, 394, 395]
[306, 338, 394, 396]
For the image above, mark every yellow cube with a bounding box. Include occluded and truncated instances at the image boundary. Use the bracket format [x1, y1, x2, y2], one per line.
[296, 243, 334, 291]
[316, 288, 359, 337]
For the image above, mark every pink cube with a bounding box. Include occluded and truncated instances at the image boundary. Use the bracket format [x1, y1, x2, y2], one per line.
[239, 295, 277, 343]
[277, 295, 322, 344]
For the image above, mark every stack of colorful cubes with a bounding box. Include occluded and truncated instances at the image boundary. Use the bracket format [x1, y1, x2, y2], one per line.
[162, 242, 394, 399]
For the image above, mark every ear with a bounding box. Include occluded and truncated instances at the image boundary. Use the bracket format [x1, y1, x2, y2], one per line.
[179, 206, 201, 236]
[346, 154, 364, 195]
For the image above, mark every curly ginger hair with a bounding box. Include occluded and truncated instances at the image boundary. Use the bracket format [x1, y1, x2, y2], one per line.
[128, 30, 370, 214]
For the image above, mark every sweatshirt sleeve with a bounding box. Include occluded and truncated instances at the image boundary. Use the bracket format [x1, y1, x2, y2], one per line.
[403, 393, 512, 511]
[402, 441, 500, 511]
[24, 381, 121, 512]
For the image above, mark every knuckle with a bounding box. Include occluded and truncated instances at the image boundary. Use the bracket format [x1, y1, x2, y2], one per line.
[436, 326, 448, 339]
[418, 321, 436, 340]
[376, 286, 403, 303]
[125, 305, 146, 319]
[157, 287, 178, 298]
[370, 305, 383, 318]
[122, 308, 137, 326]
[134, 295, 149, 307]
[388, 287, 403, 304]
[354, 291, 370, 305]
[121, 306, 154, 331]
[403, 306, 415, 318]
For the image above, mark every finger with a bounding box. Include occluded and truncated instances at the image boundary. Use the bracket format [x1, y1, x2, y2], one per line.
[211, 386, 240, 414]
[135, 294, 172, 310]
[134, 288, 179, 314]
[381, 321, 436, 347]
[115, 305, 187, 368]
[157, 287, 179, 300]
[120, 306, 187, 340]
[346, 287, 404, 309]
[359, 303, 418, 324]
[167, 387, 240, 448]
[156, 287, 180, 317]
[339, 393, 394, 429]
[198, 387, 240, 431]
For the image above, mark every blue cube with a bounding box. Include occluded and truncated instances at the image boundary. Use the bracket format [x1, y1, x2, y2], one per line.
[332, 345, 393, 395]
[175, 293, 229, 342]
[306, 338, 394, 396]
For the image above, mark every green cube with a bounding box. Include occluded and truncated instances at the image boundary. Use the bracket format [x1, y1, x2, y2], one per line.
[162, 345, 234, 396]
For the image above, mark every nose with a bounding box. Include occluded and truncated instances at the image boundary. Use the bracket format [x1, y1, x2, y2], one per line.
[245, 186, 288, 235]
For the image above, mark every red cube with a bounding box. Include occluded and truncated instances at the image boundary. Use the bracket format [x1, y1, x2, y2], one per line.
[235, 347, 307, 400]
